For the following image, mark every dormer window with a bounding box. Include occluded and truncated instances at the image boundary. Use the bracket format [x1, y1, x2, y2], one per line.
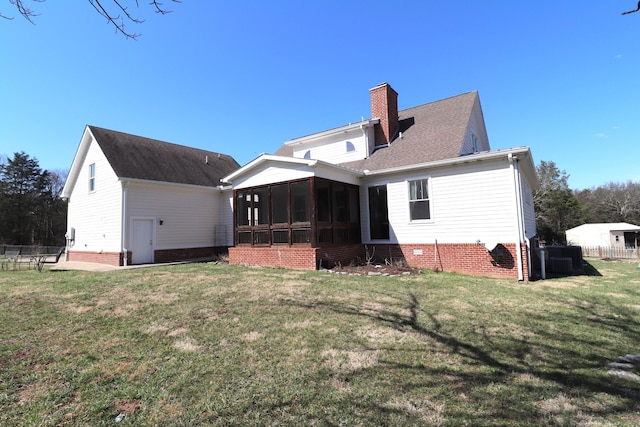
[346, 141, 355, 152]
[471, 133, 479, 153]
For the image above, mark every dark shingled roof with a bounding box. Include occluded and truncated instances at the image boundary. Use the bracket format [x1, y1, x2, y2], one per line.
[273, 91, 479, 172]
[89, 126, 240, 186]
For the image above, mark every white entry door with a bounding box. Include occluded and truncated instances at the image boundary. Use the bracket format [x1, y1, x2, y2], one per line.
[131, 218, 154, 264]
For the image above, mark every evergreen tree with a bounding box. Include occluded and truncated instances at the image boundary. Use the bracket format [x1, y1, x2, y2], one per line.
[0, 152, 67, 245]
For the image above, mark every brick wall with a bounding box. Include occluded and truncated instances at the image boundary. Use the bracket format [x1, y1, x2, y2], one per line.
[316, 245, 365, 269]
[67, 250, 125, 266]
[154, 247, 222, 263]
[366, 242, 530, 280]
[229, 246, 319, 270]
[229, 242, 530, 280]
[68, 246, 225, 266]
[230, 245, 365, 270]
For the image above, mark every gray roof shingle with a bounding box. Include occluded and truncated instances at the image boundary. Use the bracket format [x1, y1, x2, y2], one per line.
[89, 126, 240, 186]
[273, 91, 479, 172]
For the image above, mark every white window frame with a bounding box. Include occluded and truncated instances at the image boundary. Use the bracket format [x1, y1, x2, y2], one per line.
[88, 163, 96, 193]
[408, 178, 432, 222]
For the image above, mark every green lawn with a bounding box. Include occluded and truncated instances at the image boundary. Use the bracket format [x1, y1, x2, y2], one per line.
[1, 259, 639, 426]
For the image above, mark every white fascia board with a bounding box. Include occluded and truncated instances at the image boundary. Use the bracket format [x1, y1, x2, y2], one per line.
[222, 154, 316, 183]
[364, 146, 534, 178]
[119, 177, 222, 192]
[284, 119, 378, 147]
[60, 125, 95, 199]
[221, 154, 363, 184]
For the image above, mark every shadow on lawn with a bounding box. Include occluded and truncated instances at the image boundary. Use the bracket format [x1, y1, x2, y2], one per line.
[284, 290, 640, 424]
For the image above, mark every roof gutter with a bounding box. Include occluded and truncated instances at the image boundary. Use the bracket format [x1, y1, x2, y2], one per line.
[362, 147, 533, 177]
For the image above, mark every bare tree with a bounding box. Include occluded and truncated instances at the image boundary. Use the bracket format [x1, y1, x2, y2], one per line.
[622, 1, 640, 15]
[577, 181, 640, 225]
[1, 0, 180, 39]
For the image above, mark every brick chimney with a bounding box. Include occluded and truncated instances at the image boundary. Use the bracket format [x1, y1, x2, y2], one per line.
[370, 82, 399, 147]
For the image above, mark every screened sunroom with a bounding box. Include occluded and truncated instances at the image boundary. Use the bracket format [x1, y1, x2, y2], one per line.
[234, 177, 361, 248]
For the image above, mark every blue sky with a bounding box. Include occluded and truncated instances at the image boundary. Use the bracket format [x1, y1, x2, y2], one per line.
[1, 1, 638, 190]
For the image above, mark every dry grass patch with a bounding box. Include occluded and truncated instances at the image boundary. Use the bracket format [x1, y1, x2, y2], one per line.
[284, 319, 323, 329]
[384, 397, 446, 426]
[476, 323, 536, 340]
[326, 377, 352, 393]
[433, 312, 457, 323]
[17, 379, 49, 403]
[242, 331, 265, 342]
[321, 349, 379, 374]
[144, 323, 170, 334]
[63, 304, 94, 314]
[173, 337, 201, 352]
[355, 325, 420, 346]
[167, 327, 188, 337]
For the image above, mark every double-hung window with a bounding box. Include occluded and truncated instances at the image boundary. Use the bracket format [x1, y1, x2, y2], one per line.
[408, 178, 430, 221]
[88, 163, 96, 192]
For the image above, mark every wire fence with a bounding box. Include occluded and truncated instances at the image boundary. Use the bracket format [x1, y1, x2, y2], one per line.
[581, 245, 640, 260]
[1, 245, 64, 256]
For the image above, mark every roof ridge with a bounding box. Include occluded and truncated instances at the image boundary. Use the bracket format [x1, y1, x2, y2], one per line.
[398, 90, 478, 114]
[87, 125, 232, 158]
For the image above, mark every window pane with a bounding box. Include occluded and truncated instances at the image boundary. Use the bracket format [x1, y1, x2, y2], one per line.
[408, 179, 430, 221]
[349, 227, 361, 243]
[237, 231, 251, 244]
[333, 184, 347, 223]
[254, 230, 269, 245]
[271, 184, 288, 224]
[410, 200, 430, 220]
[368, 186, 389, 240]
[316, 181, 331, 223]
[253, 187, 269, 225]
[89, 163, 96, 192]
[236, 191, 251, 226]
[292, 228, 310, 244]
[334, 228, 347, 244]
[272, 230, 289, 244]
[291, 181, 309, 223]
[317, 228, 332, 244]
[348, 187, 359, 224]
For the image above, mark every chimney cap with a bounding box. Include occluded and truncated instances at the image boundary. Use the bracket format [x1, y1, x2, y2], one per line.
[370, 82, 390, 90]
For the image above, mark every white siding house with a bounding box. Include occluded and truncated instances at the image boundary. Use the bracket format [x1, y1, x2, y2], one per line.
[223, 83, 539, 280]
[566, 223, 640, 249]
[61, 126, 239, 266]
[61, 83, 539, 280]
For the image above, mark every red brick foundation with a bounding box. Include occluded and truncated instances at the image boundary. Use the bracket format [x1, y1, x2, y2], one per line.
[68, 246, 224, 267]
[66, 251, 125, 266]
[366, 242, 529, 280]
[154, 247, 223, 263]
[229, 242, 530, 280]
[229, 246, 318, 270]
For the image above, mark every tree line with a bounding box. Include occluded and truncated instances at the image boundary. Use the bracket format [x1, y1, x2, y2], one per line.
[534, 160, 640, 244]
[0, 152, 67, 247]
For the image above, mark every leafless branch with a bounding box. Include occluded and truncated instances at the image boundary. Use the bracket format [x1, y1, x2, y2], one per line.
[3, 0, 180, 39]
[622, 1, 640, 15]
[3, 0, 44, 23]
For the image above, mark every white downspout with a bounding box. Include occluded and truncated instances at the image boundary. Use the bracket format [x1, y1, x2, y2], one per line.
[121, 180, 129, 266]
[508, 153, 525, 281]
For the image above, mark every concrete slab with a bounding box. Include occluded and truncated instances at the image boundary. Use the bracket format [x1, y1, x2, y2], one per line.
[49, 258, 215, 272]
[50, 260, 121, 272]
